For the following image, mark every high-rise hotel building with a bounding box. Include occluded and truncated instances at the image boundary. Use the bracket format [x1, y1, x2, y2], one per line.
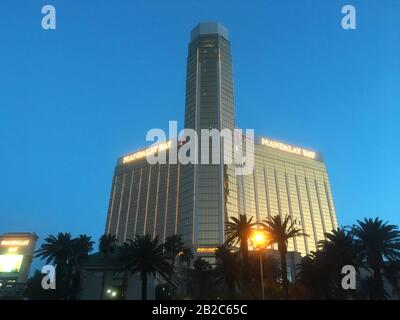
[104, 22, 338, 256]
[179, 23, 239, 249]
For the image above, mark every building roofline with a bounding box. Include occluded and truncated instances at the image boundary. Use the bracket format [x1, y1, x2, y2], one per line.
[190, 22, 229, 41]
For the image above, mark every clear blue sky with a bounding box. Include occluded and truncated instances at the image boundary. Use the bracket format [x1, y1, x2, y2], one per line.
[1, 0, 399, 271]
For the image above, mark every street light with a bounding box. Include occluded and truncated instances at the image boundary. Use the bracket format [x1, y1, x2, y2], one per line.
[106, 288, 118, 299]
[251, 229, 268, 248]
[250, 229, 269, 300]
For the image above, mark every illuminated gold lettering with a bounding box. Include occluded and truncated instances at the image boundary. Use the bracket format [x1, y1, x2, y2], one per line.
[196, 247, 218, 253]
[261, 138, 316, 159]
[1, 240, 30, 247]
[122, 141, 172, 164]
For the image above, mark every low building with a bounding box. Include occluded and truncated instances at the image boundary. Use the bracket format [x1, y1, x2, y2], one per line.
[79, 252, 156, 300]
[79, 248, 302, 300]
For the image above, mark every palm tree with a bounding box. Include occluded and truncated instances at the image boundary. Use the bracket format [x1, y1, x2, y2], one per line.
[73, 234, 94, 264]
[118, 241, 131, 299]
[193, 258, 213, 272]
[214, 244, 241, 298]
[70, 234, 94, 298]
[35, 232, 76, 299]
[163, 235, 184, 265]
[178, 247, 194, 268]
[190, 258, 214, 299]
[225, 214, 257, 264]
[352, 218, 400, 299]
[99, 234, 118, 255]
[247, 251, 281, 299]
[297, 228, 359, 299]
[35, 232, 75, 267]
[296, 250, 332, 299]
[262, 214, 306, 299]
[120, 235, 174, 300]
[99, 234, 118, 299]
[318, 228, 359, 298]
[318, 228, 358, 265]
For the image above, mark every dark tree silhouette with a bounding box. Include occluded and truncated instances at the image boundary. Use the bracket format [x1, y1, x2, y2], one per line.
[352, 218, 400, 299]
[119, 235, 174, 300]
[35, 232, 93, 299]
[225, 214, 257, 265]
[99, 234, 118, 299]
[163, 234, 185, 265]
[178, 247, 194, 268]
[262, 214, 306, 299]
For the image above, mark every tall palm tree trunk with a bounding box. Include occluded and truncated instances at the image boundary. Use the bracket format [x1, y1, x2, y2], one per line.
[227, 281, 236, 299]
[141, 273, 148, 300]
[100, 271, 106, 299]
[372, 265, 385, 300]
[241, 237, 249, 264]
[64, 276, 71, 300]
[279, 248, 289, 299]
[121, 271, 128, 300]
[100, 254, 108, 300]
[62, 264, 73, 300]
[241, 237, 250, 285]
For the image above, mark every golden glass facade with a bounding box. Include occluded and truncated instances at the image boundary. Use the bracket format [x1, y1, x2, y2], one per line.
[236, 137, 338, 255]
[105, 136, 338, 257]
[105, 154, 181, 243]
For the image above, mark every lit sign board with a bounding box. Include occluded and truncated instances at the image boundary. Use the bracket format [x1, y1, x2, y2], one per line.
[0, 255, 23, 273]
[122, 141, 172, 164]
[196, 247, 218, 253]
[260, 138, 316, 159]
[1, 240, 30, 247]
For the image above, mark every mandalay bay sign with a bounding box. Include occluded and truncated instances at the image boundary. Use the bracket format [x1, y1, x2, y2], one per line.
[121, 121, 318, 176]
[121, 121, 254, 175]
[260, 138, 317, 159]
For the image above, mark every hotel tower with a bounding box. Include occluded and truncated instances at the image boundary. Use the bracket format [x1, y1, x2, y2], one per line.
[104, 22, 338, 257]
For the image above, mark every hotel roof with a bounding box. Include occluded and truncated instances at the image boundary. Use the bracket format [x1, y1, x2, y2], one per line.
[191, 22, 229, 41]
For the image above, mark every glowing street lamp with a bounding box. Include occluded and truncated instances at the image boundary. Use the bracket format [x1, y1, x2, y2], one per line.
[250, 229, 269, 300]
[106, 288, 118, 299]
[251, 229, 268, 249]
